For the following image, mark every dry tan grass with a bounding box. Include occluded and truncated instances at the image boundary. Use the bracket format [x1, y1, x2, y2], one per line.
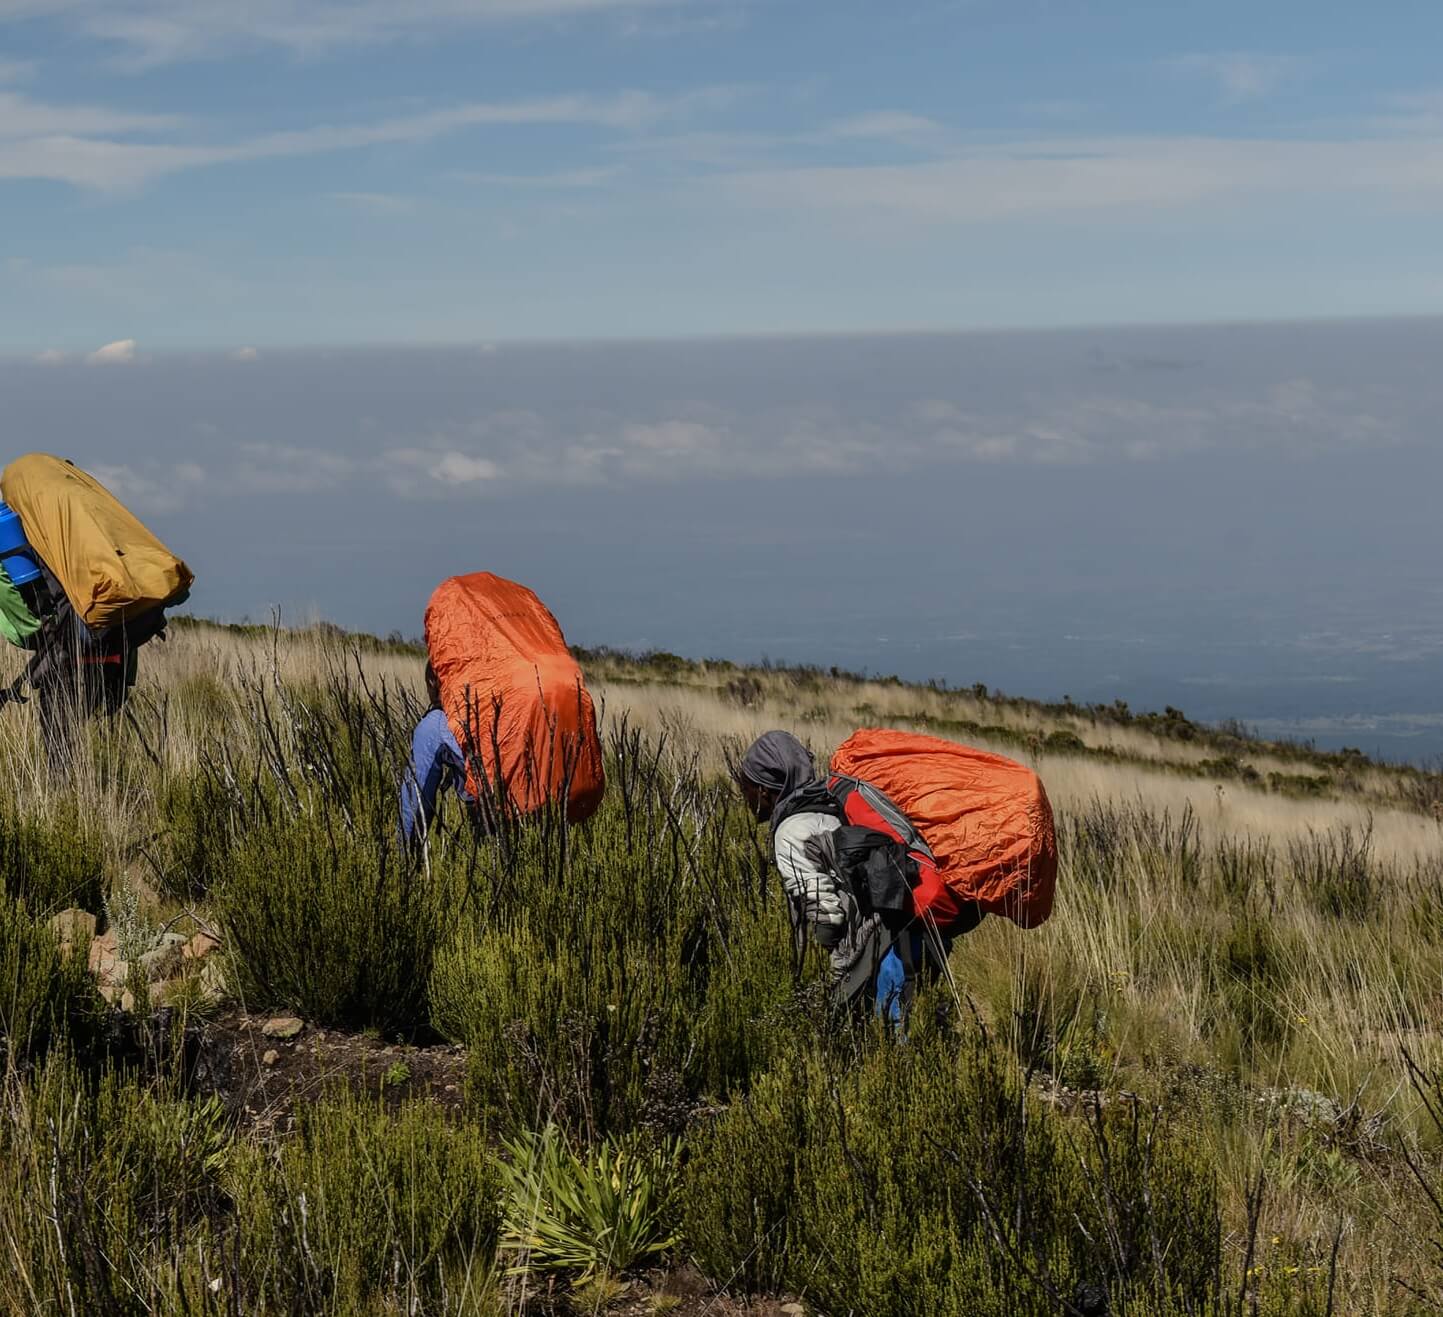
[588, 674, 1441, 866]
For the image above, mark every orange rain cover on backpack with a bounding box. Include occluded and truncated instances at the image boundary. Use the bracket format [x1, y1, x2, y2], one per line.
[424, 573, 604, 823]
[830, 729, 1057, 928]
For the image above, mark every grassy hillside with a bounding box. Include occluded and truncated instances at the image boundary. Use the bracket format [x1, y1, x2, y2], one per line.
[0, 617, 1441, 1314]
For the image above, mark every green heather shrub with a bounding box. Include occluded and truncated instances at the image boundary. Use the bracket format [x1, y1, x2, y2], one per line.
[1288, 824, 1381, 922]
[1004, 951, 1111, 1089]
[217, 807, 466, 1030]
[684, 1031, 1223, 1317]
[1215, 833, 1279, 909]
[0, 1055, 233, 1316]
[0, 1063, 503, 1316]
[431, 744, 799, 1139]
[173, 664, 479, 1031]
[0, 801, 105, 914]
[1213, 911, 1296, 1063]
[156, 767, 237, 901]
[0, 896, 102, 1068]
[231, 1096, 504, 1312]
[173, 670, 236, 725]
[677, 1052, 810, 1292]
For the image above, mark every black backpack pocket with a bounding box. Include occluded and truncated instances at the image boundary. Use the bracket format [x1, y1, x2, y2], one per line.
[831, 825, 920, 926]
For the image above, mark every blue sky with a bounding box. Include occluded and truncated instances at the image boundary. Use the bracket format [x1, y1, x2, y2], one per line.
[4, 1, 1443, 353]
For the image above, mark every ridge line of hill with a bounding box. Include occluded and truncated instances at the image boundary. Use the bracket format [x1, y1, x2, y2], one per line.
[169, 614, 1443, 815]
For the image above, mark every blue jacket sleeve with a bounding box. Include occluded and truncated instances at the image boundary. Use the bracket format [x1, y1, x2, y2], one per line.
[401, 710, 457, 844]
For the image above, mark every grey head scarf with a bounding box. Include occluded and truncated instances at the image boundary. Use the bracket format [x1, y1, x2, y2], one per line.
[738, 731, 817, 817]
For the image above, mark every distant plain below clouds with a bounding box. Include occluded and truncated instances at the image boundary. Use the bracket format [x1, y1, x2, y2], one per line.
[6, 318, 1443, 758]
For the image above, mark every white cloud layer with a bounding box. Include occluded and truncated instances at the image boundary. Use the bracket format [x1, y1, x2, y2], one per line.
[380, 447, 500, 492]
[305, 371, 1387, 497]
[7, 331, 1414, 514]
[86, 337, 137, 364]
[89, 460, 203, 510]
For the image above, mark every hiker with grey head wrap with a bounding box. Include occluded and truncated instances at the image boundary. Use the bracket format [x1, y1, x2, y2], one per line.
[736, 729, 875, 984]
[736, 729, 962, 1024]
[737, 730, 817, 807]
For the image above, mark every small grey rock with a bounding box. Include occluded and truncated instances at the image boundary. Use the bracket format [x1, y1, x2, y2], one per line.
[261, 1016, 304, 1040]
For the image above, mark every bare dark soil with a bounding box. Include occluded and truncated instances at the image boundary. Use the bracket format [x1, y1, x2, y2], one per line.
[191, 1010, 469, 1135]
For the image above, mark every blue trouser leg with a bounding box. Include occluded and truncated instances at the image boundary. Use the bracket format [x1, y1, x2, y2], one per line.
[876, 945, 907, 1024]
[875, 929, 955, 1024]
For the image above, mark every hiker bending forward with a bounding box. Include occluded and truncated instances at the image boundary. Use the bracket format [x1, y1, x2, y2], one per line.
[401, 662, 476, 845]
[400, 572, 606, 846]
[736, 730, 982, 1022]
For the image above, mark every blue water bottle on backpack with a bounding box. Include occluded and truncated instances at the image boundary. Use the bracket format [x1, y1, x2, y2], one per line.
[0, 502, 42, 585]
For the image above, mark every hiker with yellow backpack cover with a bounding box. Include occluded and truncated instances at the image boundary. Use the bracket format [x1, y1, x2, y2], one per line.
[0, 454, 193, 759]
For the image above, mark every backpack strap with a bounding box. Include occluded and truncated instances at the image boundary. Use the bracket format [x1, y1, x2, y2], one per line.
[768, 776, 844, 834]
[827, 772, 936, 862]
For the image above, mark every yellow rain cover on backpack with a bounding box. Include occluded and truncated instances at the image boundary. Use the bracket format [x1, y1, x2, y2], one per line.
[0, 454, 193, 632]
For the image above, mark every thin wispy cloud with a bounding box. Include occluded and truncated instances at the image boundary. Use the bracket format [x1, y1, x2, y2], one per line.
[825, 111, 942, 145]
[456, 166, 621, 187]
[0, 0, 721, 67]
[716, 133, 1443, 224]
[0, 87, 735, 190]
[1169, 52, 1317, 105]
[0, 88, 176, 138]
[609, 111, 944, 167]
[1374, 89, 1443, 135]
[330, 190, 419, 214]
[3, 1, 1438, 347]
[7, 247, 243, 310]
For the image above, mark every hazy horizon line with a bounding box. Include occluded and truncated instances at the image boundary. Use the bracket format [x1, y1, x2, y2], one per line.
[8, 308, 1443, 363]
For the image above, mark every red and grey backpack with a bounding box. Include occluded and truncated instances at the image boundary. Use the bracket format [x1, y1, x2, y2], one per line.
[771, 772, 976, 933]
